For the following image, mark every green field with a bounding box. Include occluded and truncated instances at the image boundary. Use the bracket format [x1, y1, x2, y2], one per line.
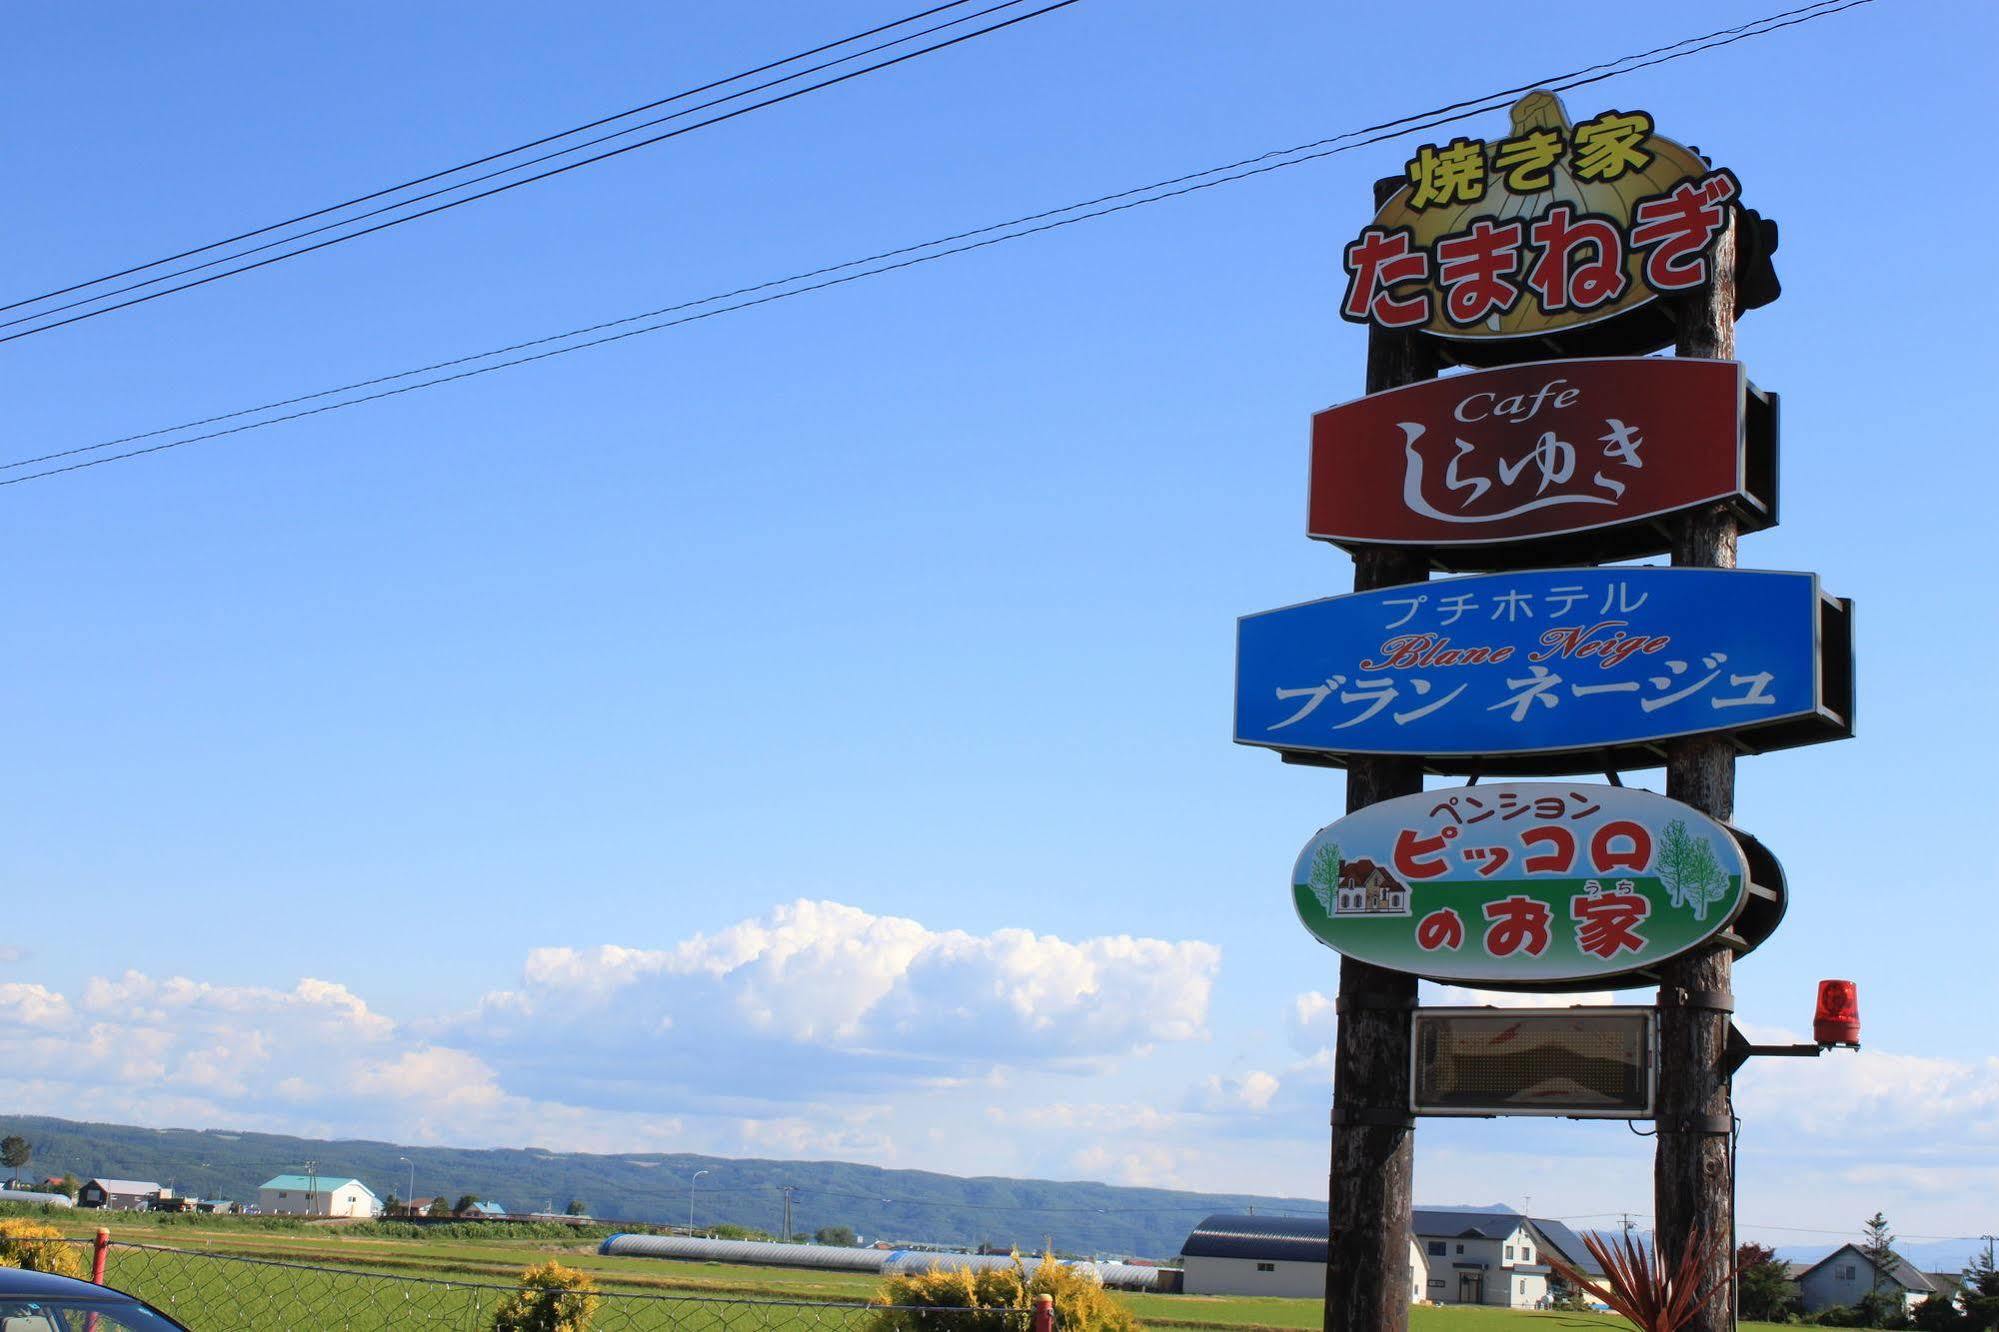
[18, 1213, 1793, 1332]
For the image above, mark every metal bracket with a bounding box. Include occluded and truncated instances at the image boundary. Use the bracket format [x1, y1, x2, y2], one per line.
[1661, 1112, 1735, 1135]
[1332, 1105, 1416, 1130]
[1724, 1022, 1829, 1075]
[1658, 989, 1735, 1014]
[1335, 992, 1416, 1015]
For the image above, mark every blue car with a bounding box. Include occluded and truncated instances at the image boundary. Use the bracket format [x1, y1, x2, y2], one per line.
[0, 1267, 190, 1330]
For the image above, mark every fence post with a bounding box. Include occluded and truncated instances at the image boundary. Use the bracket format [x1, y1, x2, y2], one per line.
[1032, 1293, 1055, 1332]
[91, 1228, 109, 1284]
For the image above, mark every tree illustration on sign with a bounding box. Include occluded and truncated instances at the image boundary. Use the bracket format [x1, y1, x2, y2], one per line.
[1656, 819, 1731, 921]
[1308, 842, 1343, 915]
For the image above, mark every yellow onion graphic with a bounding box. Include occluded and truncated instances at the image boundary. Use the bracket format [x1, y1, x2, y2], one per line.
[1375, 90, 1710, 343]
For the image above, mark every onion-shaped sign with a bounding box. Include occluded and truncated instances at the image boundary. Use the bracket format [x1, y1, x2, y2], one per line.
[1339, 91, 1778, 361]
[1291, 784, 1782, 989]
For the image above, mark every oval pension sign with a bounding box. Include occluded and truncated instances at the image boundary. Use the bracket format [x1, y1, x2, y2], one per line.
[1293, 783, 1751, 988]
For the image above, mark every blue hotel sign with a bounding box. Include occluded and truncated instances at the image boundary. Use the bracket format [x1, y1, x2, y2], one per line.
[1236, 567, 1852, 775]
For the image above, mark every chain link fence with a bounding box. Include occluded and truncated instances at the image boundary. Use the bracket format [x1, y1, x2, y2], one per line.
[90, 1241, 1043, 1332]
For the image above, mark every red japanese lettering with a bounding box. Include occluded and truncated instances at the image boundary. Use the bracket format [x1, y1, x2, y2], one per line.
[1435, 218, 1524, 327]
[1342, 227, 1431, 328]
[1416, 908, 1466, 952]
[1629, 170, 1739, 292]
[1572, 887, 1650, 959]
[1589, 820, 1653, 872]
[1525, 205, 1628, 313]
[1482, 895, 1551, 958]
[1520, 825, 1577, 874]
[1394, 827, 1452, 880]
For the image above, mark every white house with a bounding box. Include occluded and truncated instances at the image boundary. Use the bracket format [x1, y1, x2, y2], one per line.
[257, 1174, 382, 1218]
[1795, 1244, 1937, 1315]
[1410, 1209, 1550, 1308]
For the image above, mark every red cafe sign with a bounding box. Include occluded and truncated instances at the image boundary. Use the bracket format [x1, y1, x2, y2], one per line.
[1307, 357, 1775, 568]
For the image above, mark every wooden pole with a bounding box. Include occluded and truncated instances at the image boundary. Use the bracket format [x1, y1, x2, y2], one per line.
[1324, 180, 1438, 1332]
[1655, 211, 1740, 1332]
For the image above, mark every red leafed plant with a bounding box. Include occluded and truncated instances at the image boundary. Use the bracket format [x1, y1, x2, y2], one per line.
[1540, 1226, 1735, 1331]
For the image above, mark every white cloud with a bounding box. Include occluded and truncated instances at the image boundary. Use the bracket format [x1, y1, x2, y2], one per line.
[0, 982, 71, 1028]
[453, 899, 1219, 1107]
[1071, 1143, 1184, 1189]
[1736, 1045, 1999, 1144]
[1191, 1070, 1281, 1113]
[1289, 990, 1338, 1053]
[0, 901, 1219, 1160]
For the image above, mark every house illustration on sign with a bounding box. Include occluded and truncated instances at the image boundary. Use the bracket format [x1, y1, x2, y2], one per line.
[1337, 858, 1411, 917]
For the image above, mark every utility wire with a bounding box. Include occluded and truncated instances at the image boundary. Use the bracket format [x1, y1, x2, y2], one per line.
[0, 0, 1865, 480]
[0, 0, 992, 317]
[1, 0, 1880, 489]
[0, 0, 1071, 342]
[1566, 1211, 1982, 1243]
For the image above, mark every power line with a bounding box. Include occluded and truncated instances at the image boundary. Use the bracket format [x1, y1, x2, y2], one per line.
[0, 0, 995, 318]
[0, 0, 1085, 346]
[1, 0, 1881, 489]
[0, 0, 1868, 481]
[1562, 1211, 1986, 1243]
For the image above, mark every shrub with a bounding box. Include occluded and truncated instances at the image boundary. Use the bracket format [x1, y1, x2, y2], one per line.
[870, 1253, 1139, 1332]
[1910, 1293, 1967, 1331]
[0, 1220, 86, 1279]
[490, 1261, 601, 1332]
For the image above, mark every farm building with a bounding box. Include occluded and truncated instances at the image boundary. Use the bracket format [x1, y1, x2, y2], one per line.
[0, 1189, 73, 1208]
[77, 1178, 163, 1211]
[257, 1174, 381, 1217]
[1179, 1214, 1426, 1301]
[599, 1235, 1165, 1291]
[1179, 1210, 1570, 1307]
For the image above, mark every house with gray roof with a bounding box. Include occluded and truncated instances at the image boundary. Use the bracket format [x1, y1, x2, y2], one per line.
[1411, 1208, 1551, 1308]
[1795, 1243, 1936, 1315]
[1524, 1218, 1607, 1279]
[1179, 1209, 1556, 1307]
[76, 1178, 163, 1211]
[1179, 1214, 1427, 1302]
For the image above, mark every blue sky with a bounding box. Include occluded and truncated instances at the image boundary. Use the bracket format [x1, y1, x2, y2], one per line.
[3, 0, 1994, 1257]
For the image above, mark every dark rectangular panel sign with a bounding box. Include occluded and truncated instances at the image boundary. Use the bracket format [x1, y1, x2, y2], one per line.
[1411, 1007, 1655, 1118]
[1307, 357, 1775, 568]
[1235, 566, 1852, 775]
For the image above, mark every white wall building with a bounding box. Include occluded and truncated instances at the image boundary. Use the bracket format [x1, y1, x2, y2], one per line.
[1411, 1209, 1549, 1308]
[1178, 1210, 1563, 1308]
[1178, 1214, 1425, 1302]
[256, 1174, 381, 1218]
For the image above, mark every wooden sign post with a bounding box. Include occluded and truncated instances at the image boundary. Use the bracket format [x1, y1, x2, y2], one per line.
[1250, 91, 1845, 1332]
[1323, 181, 1435, 1332]
[1655, 212, 1739, 1332]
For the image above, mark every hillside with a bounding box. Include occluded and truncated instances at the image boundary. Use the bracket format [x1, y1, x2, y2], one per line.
[0, 1114, 1318, 1259]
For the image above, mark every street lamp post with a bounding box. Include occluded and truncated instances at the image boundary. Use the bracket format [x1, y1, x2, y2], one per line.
[690, 1170, 709, 1234]
[399, 1158, 414, 1215]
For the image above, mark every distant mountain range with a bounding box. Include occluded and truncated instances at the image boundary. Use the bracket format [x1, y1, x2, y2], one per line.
[1773, 1239, 1991, 1277]
[0, 1114, 1321, 1259]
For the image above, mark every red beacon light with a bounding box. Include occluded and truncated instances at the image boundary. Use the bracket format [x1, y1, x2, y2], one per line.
[1814, 979, 1860, 1047]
